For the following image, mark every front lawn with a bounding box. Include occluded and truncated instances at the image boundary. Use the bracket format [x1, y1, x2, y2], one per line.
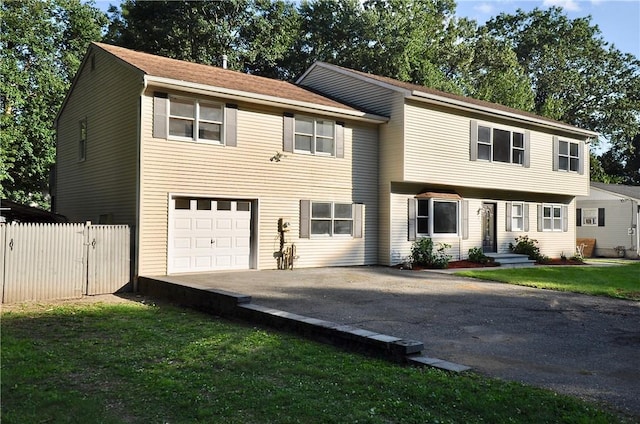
[456, 262, 640, 301]
[1, 300, 628, 423]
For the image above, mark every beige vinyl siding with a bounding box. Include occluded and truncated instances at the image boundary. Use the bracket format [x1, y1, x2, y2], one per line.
[56, 48, 140, 225]
[403, 101, 589, 197]
[385, 189, 578, 265]
[378, 94, 407, 264]
[299, 66, 396, 117]
[138, 91, 378, 275]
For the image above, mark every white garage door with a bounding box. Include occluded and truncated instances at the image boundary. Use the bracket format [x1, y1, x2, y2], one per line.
[169, 197, 251, 273]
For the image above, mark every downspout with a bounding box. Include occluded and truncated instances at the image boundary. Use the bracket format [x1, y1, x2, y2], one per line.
[133, 76, 148, 291]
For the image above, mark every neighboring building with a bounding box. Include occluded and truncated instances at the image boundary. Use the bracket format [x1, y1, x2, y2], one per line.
[576, 182, 640, 258]
[0, 199, 68, 223]
[55, 43, 596, 277]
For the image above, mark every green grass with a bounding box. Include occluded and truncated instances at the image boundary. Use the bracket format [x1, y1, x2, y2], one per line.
[456, 262, 640, 301]
[1, 300, 630, 423]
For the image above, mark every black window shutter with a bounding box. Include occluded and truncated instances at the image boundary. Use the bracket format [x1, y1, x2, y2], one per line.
[598, 208, 605, 226]
[576, 208, 582, 227]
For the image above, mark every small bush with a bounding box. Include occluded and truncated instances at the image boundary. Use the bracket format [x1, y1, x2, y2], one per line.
[410, 238, 452, 269]
[468, 247, 491, 264]
[509, 235, 545, 262]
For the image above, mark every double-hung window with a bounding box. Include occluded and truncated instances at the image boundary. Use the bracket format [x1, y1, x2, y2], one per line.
[511, 202, 524, 231]
[169, 97, 223, 143]
[473, 121, 528, 166]
[558, 140, 579, 172]
[542, 204, 563, 231]
[415, 198, 459, 236]
[553, 137, 582, 174]
[311, 202, 353, 236]
[582, 208, 598, 226]
[295, 116, 335, 156]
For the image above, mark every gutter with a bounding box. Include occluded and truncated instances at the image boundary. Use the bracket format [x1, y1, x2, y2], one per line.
[144, 76, 389, 124]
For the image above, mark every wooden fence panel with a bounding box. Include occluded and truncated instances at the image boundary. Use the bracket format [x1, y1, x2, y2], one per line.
[2, 223, 86, 303]
[87, 225, 130, 295]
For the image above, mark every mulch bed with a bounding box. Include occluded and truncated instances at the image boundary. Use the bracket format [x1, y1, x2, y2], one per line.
[446, 260, 500, 269]
[536, 258, 587, 266]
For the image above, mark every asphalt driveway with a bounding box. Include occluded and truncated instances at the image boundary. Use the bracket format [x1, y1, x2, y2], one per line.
[163, 266, 640, 417]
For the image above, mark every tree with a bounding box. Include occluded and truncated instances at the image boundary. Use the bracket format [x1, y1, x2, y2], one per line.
[482, 7, 640, 153]
[596, 135, 640, 185]
[1, 0, 107, 207]
[460, 30, 535, 111]
[106, 0, 299, 76]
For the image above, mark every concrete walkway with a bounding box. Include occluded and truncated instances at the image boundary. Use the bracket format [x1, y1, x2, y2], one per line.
[147, 266, 640, 418]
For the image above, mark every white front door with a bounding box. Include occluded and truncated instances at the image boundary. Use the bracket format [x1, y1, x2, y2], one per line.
[169, 197, 251, 273]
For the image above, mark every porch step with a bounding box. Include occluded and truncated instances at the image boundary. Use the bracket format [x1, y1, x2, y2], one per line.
[485, 253, 536, 267]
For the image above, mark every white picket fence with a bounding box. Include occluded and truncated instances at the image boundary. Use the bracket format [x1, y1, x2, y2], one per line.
[1, 223, 130, 303]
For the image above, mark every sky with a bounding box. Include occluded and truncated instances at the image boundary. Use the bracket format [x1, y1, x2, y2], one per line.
[455, 0, 640, 57]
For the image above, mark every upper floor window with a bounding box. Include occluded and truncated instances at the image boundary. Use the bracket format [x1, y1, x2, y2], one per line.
[553, 136, 583, 174]
[153, 92, 237, 147]
[470, 120, 529, 167]
[169, 97, 223, 143]
[294, 116, 335, 155]
[78, 118, 87, 161]
[558, 140, 579, 172]
[283, 113, 345, 158]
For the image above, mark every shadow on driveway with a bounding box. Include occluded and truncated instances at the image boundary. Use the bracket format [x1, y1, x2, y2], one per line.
[149, 266, 640, 418]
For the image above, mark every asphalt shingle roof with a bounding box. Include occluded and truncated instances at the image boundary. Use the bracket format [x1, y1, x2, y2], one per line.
[94, 43, 360, 112]
[591, 182, 640, 200]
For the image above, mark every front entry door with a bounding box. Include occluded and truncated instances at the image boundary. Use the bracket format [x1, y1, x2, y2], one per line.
[481, 203, 497, 253]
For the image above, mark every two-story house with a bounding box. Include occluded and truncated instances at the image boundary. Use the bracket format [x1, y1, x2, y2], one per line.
[54, 43, 596, 277]
[297, 63, 597, 265]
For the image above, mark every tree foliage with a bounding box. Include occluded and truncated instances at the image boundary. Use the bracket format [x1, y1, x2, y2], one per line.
[482, 7, 640, 152]
[1, 0, 107, 207]
[3, 0, 639, 209]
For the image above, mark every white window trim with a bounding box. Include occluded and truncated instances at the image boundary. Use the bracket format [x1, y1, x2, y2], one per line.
[294, 115, 335, 157]
[476, 123, 526, 166]
[542, 204, 563, 232]
[310, 201, 354, 237]
[557, 140, 580, 172]
[416, 198, 460, 237]
[511, 202, 524, 232]
[582, 208, 598, 226]
[168, 96, 224, 145]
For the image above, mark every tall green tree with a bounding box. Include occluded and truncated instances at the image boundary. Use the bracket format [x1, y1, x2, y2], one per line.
[106, 0, 299, 76]
[1, 0, 107, 207]
[460, 30, 535, 111]
[596, 135, 640, 185]
[482, 7, 640, 152]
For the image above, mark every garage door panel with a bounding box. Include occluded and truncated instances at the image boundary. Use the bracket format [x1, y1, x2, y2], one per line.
[195, 237, 212, 248]
[236, 237, 250, 248]
[174, 218, 192, 230]
[170, 198, 252, 273]
[174, 237, 191, 249]
[196, 219, 213, 230]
